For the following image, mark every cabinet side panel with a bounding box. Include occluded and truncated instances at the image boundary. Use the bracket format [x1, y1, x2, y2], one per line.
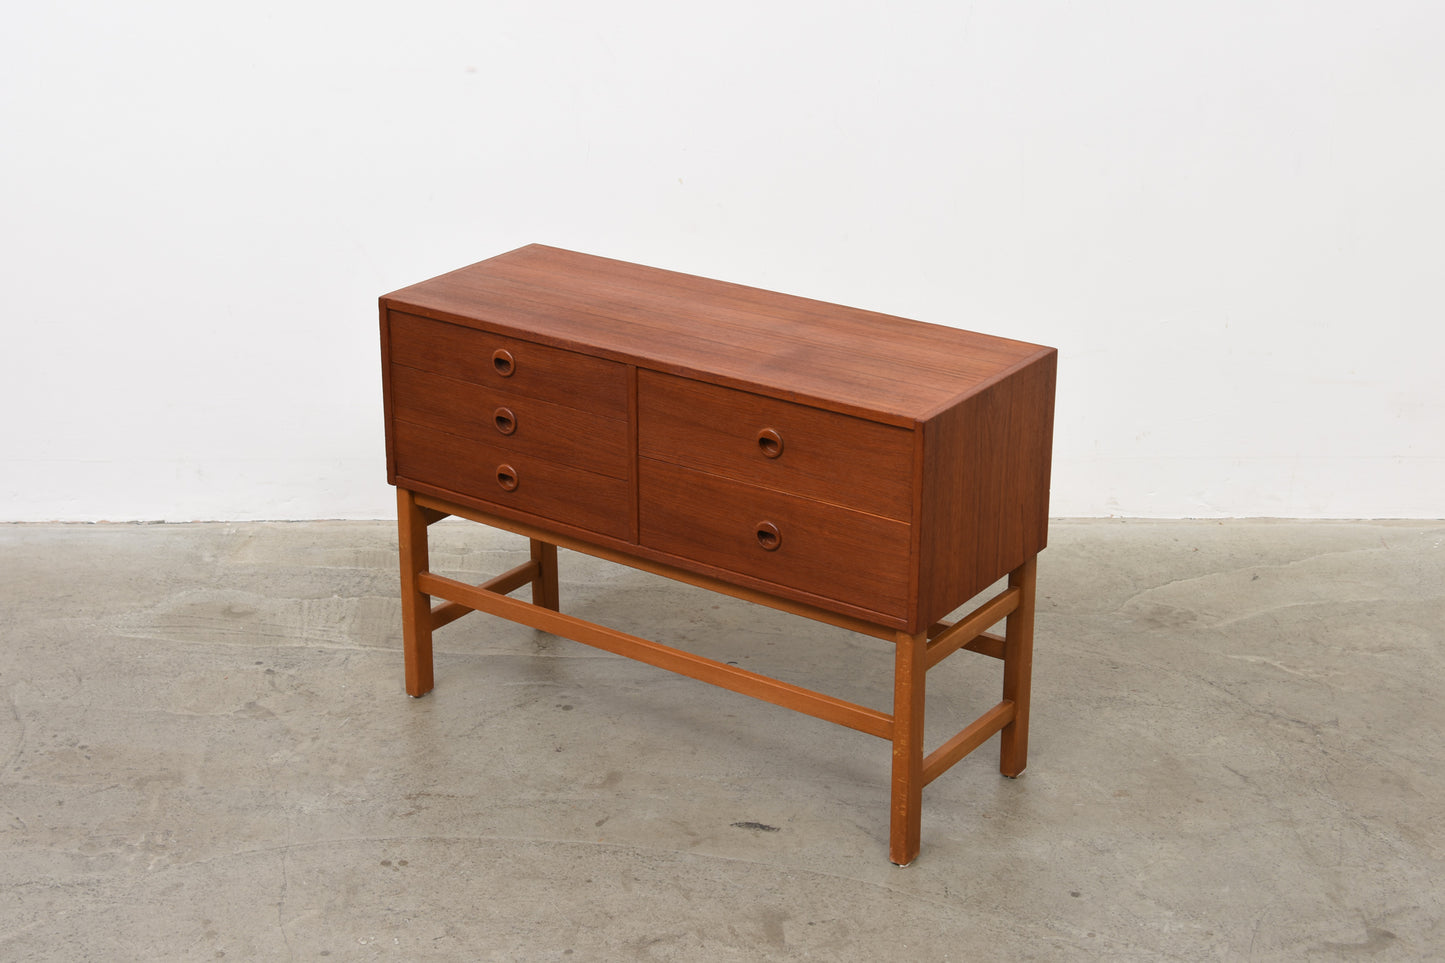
[918, 350, 1056, 627]
[381, 304, 398, 486]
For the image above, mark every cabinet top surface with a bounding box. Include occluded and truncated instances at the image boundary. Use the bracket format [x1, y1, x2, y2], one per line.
[382, 244, 1055, 423]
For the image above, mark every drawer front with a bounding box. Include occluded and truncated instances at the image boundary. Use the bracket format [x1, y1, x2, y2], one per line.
[639, 459, 911, 616]
[637, 370, 913, 520]
[389, 311, 629, 418]
[394, 421, 631, 540]
[390, 364, 629, 480]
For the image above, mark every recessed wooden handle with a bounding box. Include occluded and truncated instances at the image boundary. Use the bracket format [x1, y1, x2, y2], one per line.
[492, 349, 515, 377]
[496, 464, 519, 491]
[494, 407, 517, 435]
[757, 428, 784, 458]
[755, 521, 781, 551]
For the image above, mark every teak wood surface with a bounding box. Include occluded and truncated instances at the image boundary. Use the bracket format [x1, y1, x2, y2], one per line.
[380, 245, 1056, 864]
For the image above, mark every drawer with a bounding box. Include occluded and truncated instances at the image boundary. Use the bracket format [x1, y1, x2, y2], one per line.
[637, 370, 913, 520]
[389, 312, 629, 418]
[639, 459, 911, 616]
[393, 421, 631, 540]
[390, 364, 629, 480]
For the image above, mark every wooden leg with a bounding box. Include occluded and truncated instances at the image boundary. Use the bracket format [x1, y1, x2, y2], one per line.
[889, 629, 927, 866]
[529, 539, 559, 611]
[397, 488, 435, 697]
[1000, 555, 1037, 777]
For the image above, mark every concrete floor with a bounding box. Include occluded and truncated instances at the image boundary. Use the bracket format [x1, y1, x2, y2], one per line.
[1, 519, 1442, 961]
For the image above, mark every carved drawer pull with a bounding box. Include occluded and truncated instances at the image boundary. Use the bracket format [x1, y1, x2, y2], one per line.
[496, 464, 519, 491]
[492, 349, 515, 377]
[757, 428, 784, 458]
[755, 521, 782, 551]
[494, 407, 517, 435]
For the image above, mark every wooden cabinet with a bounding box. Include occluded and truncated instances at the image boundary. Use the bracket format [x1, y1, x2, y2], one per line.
[381, 244, 1056, 864]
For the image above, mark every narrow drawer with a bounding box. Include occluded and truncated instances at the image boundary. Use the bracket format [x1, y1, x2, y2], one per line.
[638, 370, 913, 520]
[390, 364, 629, 480]
[639, 459, 911, 617]
[389, 312, 629, 418]
[394, 421, 631, 540]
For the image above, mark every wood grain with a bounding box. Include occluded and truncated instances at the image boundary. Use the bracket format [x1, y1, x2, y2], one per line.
[389, 310, 629, 418]
[382, 245, 1050, 425]
[916, 348, 1056, 629]
[391, 363, 629, 480]
[393, 420, 631, 540]
[638, 458, 912, 617]
[638, 369, 913, 520]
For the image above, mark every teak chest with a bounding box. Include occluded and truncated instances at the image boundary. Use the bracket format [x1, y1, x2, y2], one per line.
[380, 244, 1057, 864]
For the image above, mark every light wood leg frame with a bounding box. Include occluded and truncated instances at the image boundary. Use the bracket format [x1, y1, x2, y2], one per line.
[394, 487, 1038, 864]
[397, 488, 560, 697]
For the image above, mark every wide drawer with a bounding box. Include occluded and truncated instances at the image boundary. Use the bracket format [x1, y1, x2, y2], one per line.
[639, 459, 911, 616]
[389, 312, 629, 418]
[637, 370, 913, 520]
[390, 364, 629, 480]
[394, 421, 631, 540]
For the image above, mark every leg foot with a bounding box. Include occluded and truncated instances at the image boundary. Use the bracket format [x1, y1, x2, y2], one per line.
[888, 630, 927, 866]
[530, 539, 559, 611]
[1000, 555, 1037, 777]
[397, 488, 435, 698]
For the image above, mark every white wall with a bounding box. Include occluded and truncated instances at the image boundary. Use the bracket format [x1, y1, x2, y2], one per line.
[3, 1, 1441, 521]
